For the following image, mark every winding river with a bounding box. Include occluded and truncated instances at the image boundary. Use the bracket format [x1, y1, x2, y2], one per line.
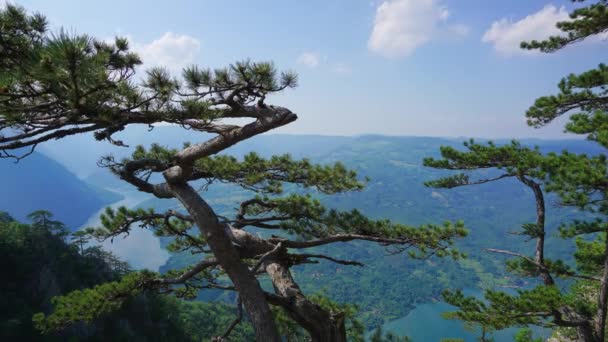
[79, 189, 170, 271]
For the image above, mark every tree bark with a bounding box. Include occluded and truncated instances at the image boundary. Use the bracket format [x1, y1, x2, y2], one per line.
[519, 176, 554, 286]
[167, 181, 281, 342]
[264, 260, 347, 342]
[594, 233, 608, 342]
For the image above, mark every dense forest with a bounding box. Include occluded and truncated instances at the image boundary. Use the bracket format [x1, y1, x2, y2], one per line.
[0, 210, 255, 341]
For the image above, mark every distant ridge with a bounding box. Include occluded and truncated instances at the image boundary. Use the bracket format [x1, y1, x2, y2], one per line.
[0, 151, 122, 229]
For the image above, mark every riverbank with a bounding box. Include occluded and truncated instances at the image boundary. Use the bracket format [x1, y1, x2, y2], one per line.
[377, 288, 552, 341]
[79, 188, 170, 271]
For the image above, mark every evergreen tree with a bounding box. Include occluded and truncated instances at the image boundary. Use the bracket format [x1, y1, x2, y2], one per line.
[28, 210, 68, 239]
[0, 5, 467, 340]
[425, 1, 608, 340]
[0, 210, 256, 341]
[70, 230, 90, 255]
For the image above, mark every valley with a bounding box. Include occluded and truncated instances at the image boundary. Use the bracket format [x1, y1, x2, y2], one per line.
[29, 131, 598, 340]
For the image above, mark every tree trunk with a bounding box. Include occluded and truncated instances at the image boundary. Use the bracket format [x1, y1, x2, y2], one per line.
[167, 181, 281, 342]
[519, 176, 554, 286]
[265, 260, 347, 342]
[594, 233, 608, 342]
[577, 326, 596, 342]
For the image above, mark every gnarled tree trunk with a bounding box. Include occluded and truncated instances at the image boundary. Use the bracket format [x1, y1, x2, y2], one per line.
[265, 260, 347, 342]
[167, 181, 281, 342]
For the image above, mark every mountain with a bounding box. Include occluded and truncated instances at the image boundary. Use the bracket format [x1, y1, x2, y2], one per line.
[34, 132, 602, 336]
[0, 151, 122, 229]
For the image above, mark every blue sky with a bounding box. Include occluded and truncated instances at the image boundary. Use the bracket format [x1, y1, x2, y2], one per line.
[11, 0, 608, 138]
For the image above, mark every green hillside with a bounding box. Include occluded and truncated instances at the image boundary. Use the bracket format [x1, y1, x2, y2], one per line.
[0, 211, 254, 341]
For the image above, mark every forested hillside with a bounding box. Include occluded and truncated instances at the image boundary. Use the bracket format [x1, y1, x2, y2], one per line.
[118, 134, 597, 329]
[0, 211, 254, 341]
[27, 130, 605, 336]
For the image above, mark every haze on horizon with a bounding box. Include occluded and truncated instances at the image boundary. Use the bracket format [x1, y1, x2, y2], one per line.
[14, 0, 608, 139]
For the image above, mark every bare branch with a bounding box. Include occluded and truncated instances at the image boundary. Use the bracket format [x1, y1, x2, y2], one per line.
[159, 258, 219, 285]
[251, 242, 284, 273]
[291, 253, 364, 267]
[485, 248, 600, 282]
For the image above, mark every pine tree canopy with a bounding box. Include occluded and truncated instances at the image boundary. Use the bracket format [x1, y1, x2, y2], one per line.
[0, 5, 467, 341]
[425, 1, 608, 341]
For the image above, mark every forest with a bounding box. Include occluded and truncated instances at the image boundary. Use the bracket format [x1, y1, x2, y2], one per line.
[1, 1, 608, 341]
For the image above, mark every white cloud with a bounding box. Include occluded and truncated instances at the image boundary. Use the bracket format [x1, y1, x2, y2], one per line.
[296, 52, 321, 68]
[368, 0, 451, 58]
[134, 32, 201, 72]
[482, 5, 568, 56]
[332, 63, 352, 75]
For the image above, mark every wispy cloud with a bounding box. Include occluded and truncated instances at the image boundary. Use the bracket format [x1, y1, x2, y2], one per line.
[296, 51, 321, 68]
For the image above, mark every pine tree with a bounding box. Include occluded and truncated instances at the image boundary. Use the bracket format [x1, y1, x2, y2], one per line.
[0, 5, 467, 340]
[425, 1, 608, 340]
[28, 210, 68, 238]
[70, 230, 90, 255]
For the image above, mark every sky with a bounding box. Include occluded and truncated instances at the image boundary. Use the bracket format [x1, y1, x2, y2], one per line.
[9, 0, 608, 139]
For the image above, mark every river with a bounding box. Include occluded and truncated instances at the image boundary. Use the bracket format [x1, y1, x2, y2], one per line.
[79, 189, 170, 271]
[378, 288, 552, 341]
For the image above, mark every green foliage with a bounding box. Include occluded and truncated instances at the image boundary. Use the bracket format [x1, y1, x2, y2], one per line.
[0, 4, 299, 150]
[424, 138, 605, 336]
[0, 211, 14, 223]
[182, 59, 297, 98]
[521, 1, 608, 53]
[543, 152, 608, 212]
[27, 210, 68, 236]
[423, 139, 546, 186]
[170, 298, 254, 341]
[122, 144, 365, 195]
[153, 135, 587, 331]
[513, 328, 542, 342]
[521, 0, 608, 148]
[242, 193, 467, 259]
[33, 271, 156, 332]
[1, 5, 474, 339]
[271, 293, 367, 341]
[370, 326, 411, 342]
[0, 211, 254, 341]
[442, 286, 568, 329]
[0, 211, 122, 340]
[0, 3, 144, 124]
[428, 2, 608, 340]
